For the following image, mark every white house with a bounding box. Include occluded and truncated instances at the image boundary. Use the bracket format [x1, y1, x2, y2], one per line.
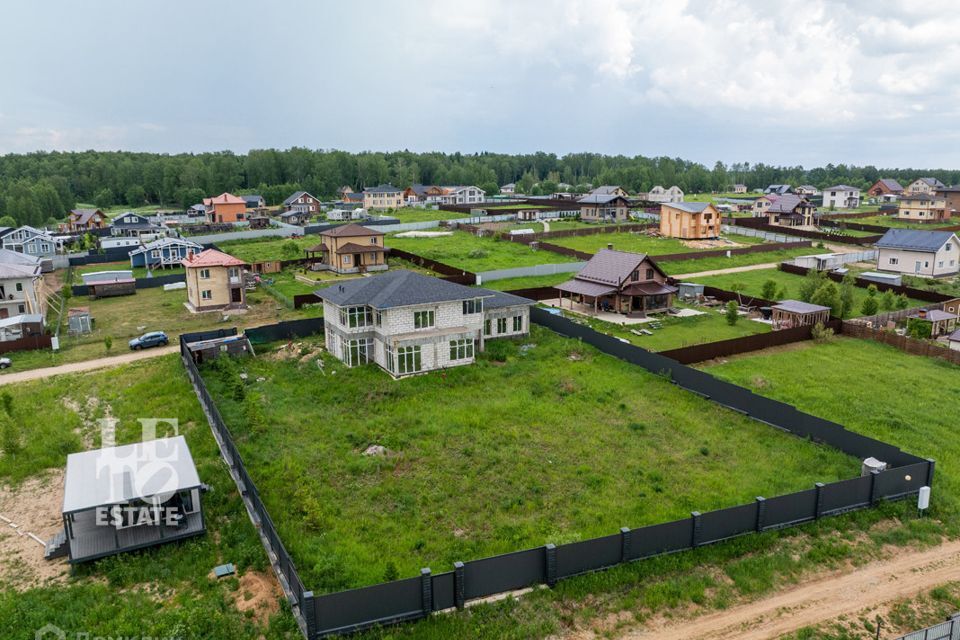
[440, 186, 486, 205]
[0, 249, 44, 319]
[643, 185, 684, 203]
[316, 270, 533, 377]
[822, 185, 861, 209]
[905, 177, 946, 195]
[1, 226, 57, 258]
[875, 229, 959, 277]
[500, 183, 516, 195]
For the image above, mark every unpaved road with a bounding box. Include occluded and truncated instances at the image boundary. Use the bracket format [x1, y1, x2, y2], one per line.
[618, 540, 960, 640]
[671, 262, 785, 279]
[0, 345, 179, 385]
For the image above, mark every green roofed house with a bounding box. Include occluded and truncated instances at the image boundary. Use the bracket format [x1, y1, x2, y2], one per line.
[315, 270, 533, 377]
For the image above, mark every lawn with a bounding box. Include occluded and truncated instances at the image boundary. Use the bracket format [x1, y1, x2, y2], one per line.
[692, 268, 926, 315]
[373, 208, 467, 222]
[842, 215, 959, 230]
[386, 230, 578, 272]
[547, 231, 765, 257]
[481, 272, 574, 291]
[1, 286, 318, 375]
[216, 235, 318, 263]
[549, 302, 772, 351]
[72, 261, 184, 282]
[660, 246, 821, 276]
[0, 356, 295, 639]
[704, 338, 960, 525]
[201, 326, 856, 592]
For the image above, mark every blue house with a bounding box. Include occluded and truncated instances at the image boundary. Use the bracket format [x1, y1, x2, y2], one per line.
[129, 237, 202, 270]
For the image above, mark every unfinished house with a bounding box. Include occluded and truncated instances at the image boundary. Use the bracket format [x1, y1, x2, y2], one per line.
[659, 202, 720, 239]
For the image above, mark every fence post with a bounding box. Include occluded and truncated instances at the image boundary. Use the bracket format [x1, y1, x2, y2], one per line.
[869, 469, 881, 505]
[453, 561, 465, 610]
[420, 568, 433, 615]
[620, 527, 631, 563]
[691, 512, 702, 548]
[545, 543, 557, 587]
[814, 482, 825, 519]
[301, 591, 316, 639]
[926, 458, 936, 488]
[755, 497, 766, 532]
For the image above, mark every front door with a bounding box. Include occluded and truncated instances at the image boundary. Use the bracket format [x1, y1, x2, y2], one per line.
[231, 287, 242, 303]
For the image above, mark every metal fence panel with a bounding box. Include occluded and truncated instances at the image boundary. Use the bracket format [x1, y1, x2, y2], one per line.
[556, 533, 622, 579]
[762, 489, 817, 529]
[700, 502, 758, 543]
[462, 548, 546, 600]
[875, 461, 930, 499]
[432, 571, 456, 611]
[629, 518, 693, 560]
[820, 475, 872, 515]
[313, 576, 424, 636]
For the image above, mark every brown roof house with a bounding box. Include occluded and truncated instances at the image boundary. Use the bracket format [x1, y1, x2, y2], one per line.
[555, 249, 677, 317]
[67, 209, 108, 232]
[306, 223, 388, 275]
[182, 249, 248, 312]
[578, 194, 630, 223]
[659, 202, 720, 239]
[867, 178, 904, 199]
[766, 194, 816, 227]
[771, 300, 831, 330]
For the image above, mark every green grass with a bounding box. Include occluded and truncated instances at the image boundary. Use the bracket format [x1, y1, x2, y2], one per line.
[843, 215, 959, 230]
[72, 261, 184, 282]
[216, 235, 318, 263]
[692, 268, 925, 315]
[373, 208, 467, 222]
[549, 302, 772, 351]
[548, 231, 765, 256]
[483, 204, 551, 211]
[201, 327, 856, 592]
[481, 272, 575, 291]
[704, 338, 960, 525]
[660, 246, 821, 276]
[0, 356, 296, 639]
[386, 230, 578, 271]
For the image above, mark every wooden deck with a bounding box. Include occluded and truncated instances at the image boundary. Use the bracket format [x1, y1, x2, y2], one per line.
[67, 508, 205, 563]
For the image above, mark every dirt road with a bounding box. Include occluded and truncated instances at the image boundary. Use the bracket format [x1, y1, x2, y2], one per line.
[671, 262, 785, 279]
[0, 345, 179, 385]
[618, 540, 960, 640]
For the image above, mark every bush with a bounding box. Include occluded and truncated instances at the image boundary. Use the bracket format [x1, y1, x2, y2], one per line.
[725, 300, 739, 326]
[880, 289, 896, 310]
[860, 295, 879, 316]
[0, 412, 20, 455]
[895, 293, 910, 310]
[761, 279, 778, 300]
[866, 283, 878, 297]
[798, 269, 827, 303]
[810, 281, 842, 317]
[906, 317, 932, 339]
[811, 322, 835, 343]
[104, 336, 113, 352]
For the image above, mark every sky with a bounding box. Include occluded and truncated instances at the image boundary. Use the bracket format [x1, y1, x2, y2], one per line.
[1, 0, 957, 168]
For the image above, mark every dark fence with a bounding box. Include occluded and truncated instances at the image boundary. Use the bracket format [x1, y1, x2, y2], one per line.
[659, 319, 842, 364]
[732, 218, 882, 245]
[180, 311, 932, 638]
[819, 219, 891, 234]
[841, 322, 960, 366]
[245, 318, 326, 344]
[67, 247, 138, 266]
[821, 210, 885, 220]
[503, 286, 560, 301]
[293, 293, 322, 309]
[387, 247, 476, 284]
[530, 237, 813, 263]
[0, 332, 52, 355]
[893, 613, 960, 640]
[778, 262, 954, 303]
[71, 273, 186, 296]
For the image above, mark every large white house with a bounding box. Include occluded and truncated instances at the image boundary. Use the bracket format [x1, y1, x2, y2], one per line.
[0, 249, 45, 319]
[822, 185, 861, 209]
[642, 185, 684, 203]
[439, 185, 485, 205]
[316, 270, 533, 377]
[875, 229, 959, 277]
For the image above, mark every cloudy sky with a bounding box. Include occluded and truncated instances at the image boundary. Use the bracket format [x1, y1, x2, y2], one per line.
[1, 0, 957, 167]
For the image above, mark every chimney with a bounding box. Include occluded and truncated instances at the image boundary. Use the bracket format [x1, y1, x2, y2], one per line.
[918, 308, 927, 319]
[607, 243, 614, 250]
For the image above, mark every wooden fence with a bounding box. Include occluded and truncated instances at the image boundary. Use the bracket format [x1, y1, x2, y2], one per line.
[0, 333, 52, 355]
[387, 247, 477, 284]
[659, 319, 842, 364]
[841, 322, 960, 366]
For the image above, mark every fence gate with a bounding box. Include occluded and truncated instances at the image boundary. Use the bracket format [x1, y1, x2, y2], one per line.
[895, 615, 960, 640]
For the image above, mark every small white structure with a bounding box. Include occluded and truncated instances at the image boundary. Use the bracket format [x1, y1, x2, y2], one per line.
[793, 253, 846, 271]
[822, 185, 861, 209]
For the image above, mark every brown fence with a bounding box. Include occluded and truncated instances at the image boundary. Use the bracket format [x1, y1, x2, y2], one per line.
[388, 247, 477, 284]
[658, 319, 842, 364]
[778, 262, 953, 303]
[820, 210, 886, 220]
[503, 286, 562, 301]
[732, 218, 882, 245]
[0, 333, 53, 355]
[841, 322, 960, 366]
[531, 238, 813, 264]
[293, 293, 322, 309]
[819, 219, 891, 234]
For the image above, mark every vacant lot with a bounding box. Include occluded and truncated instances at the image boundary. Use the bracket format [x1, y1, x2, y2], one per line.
[72, 261, 184, 282]
[842, 215, 958, 230]
[0, 356, 294, 639]
[548, 231, 765, 256]
[386, 230, 578, 271]
[692, 268, 925, 315]
[201, 327, 855, 592]
[378, 208, 467, 222]
[660, 246, 821, 276]
[216, 235, 317, 263]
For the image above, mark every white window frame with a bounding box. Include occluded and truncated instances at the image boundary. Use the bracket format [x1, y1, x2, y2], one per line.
[413, 310, 435, 329]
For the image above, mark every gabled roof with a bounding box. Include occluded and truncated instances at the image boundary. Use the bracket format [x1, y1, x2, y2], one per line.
[908, 309, 957, 322]
[577, 194, 629, 205]
[575, 249, 665, 286]
[362, 184, 401, 194]
[874, 178, 904, 192]
[112, 212, 151, 225]
[765, 185, 792, 194]
[320, 223, 384, 238]
[768, 194, 812, 214]
[316, 270, 496, 309]
[241, 194, 264, 206]
[343, 192, 364, 202]
[203, 192, 246, 206]
[590, 186, 624, 195]
[0, 248, 42, 267]
[915, 177, 946, 188]
[824, 184, 859, 192]
[0, 261, 40, 279]
[5, 225, 54, 241]
[129, 237, 202, 255]
[875, 229, 958, 253]
[282, 191, 317, 206]
[773, 300, 831, 314]
[182, 248, 246, 268]
[69, 209, 106, 225]
[662, 201, 713, 214]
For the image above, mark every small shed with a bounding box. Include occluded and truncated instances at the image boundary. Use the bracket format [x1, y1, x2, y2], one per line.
[249, 260, 283, 274]
[860, 271, 902, 287]
[906, 308, 958, 338]
[771, 300, 832, 330]
[0, 313, 45, 342]
[793, 253, 846, 271]
[53, 436, 206, 563]
[948, 328, 960, 352]
[67, 307, 93, 335]
[184, 334, 254, 364]
[248, 215, 271, 230]
[81, 270, 136, 298]
[677, 282, 704, 301]
[516, 209, 543, 221]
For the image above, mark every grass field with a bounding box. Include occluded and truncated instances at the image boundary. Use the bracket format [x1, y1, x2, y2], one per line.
[481, 272, 574, 291]
[216, 235, 318, 263]
[386, 230, 578, 271]
[375, 208, 467, 222]
[692, 268, 925, 315]
[660, 246, 820, 276]
[0, 356, 295, 639]
[201, 327, 856, 592]
[72, 261, 185, 282]
[547, 231, 765, 256]
[840, 215, 959, 230]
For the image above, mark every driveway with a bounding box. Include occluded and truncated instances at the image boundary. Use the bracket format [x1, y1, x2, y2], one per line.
[0, 345, 179, 385]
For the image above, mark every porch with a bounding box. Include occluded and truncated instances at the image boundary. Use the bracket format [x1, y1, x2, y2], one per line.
[65, 503, 204, 563]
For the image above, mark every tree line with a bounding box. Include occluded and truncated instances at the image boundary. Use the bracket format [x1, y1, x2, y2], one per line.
[1, 148, 959, 228]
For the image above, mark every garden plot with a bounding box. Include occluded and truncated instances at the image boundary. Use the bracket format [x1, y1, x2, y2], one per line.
[386, 230, 578, 271]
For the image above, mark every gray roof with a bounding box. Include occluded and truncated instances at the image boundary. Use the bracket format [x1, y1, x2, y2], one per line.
[316, 270, 492, 309]
[577, 194, 628, 205]
[876, 229, 958, 253]
[576, 249, 662, 285]
[948, 328, 960, 342]
[476, 288, 535, 310]
[129, 237, 202, 255]
[282, 191, 315, 206]
[590, 186, 624, 195]
[113, 213, 150, 225]
[773, 299, 831, 314]
[824, 184, 859, 192]
[363, 184, 401, 194]
[0, 248, 42, 267]
[0, 261, 40, 279]
[664, 201, 712, 213]
[62, 436, 201, 514]
[81, 270, 134, 284]
[917, 177, 946, 188]
[765, 185, 792, 194]
[0, 313, 43, 328]
[908, 309, 957, 322]
[877, 178, 904, 191]
[242, 194, 264, 206]
[768, 194, 810, 214]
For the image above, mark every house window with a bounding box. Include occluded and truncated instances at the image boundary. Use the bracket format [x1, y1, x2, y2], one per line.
[344, 338, 373, 366]
[375, 310, 382, 326]
[199, 268, 210, 279]
[497, 317, 507, 333]
[201, 290, 212, 300]
[397, 345, 421, 374]
[15, 283, 22, 292]
[948, 243, 953, 251]
[339, 306, 372, 328]
[151, 250, 161, 258]
[370, 237, 378, 244]
[449, 338, 474, 361]
[413, 310, 435, 329]
[889, 257, 899, 265]
[631, 270, 639, 281]
[343, 254, 352, 265]
[17, 304, 24, 313]
[484, 319, 491, 336]
[646, 268, 654, 280]
[462, 299, 482, 314]
[27, 245, 36, 254]
[513, 315, 523, 332]
[384, 344, 394, 373]
[368, 252, 377, 261]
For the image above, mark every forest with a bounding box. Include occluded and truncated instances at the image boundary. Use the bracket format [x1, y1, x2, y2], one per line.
[2, 148, 959, 227]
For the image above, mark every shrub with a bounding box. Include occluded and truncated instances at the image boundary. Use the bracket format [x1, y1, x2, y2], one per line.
[0, 412, 20, 455]
[866, 283, 878, 297]
[839, 273, 856, 318]
[725, 300, 739, 326]
[761, 279, 778, 300]
[860, 295, 879, 317]
[906, 317, 932, 339]
[104, 336, 113, 352]
[810, 282, 842, 317]
[895, 293, 910, 310]
[811, 322, 835, 343]
[798, 269, 827, 303]
[880, 289, 896, 310]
